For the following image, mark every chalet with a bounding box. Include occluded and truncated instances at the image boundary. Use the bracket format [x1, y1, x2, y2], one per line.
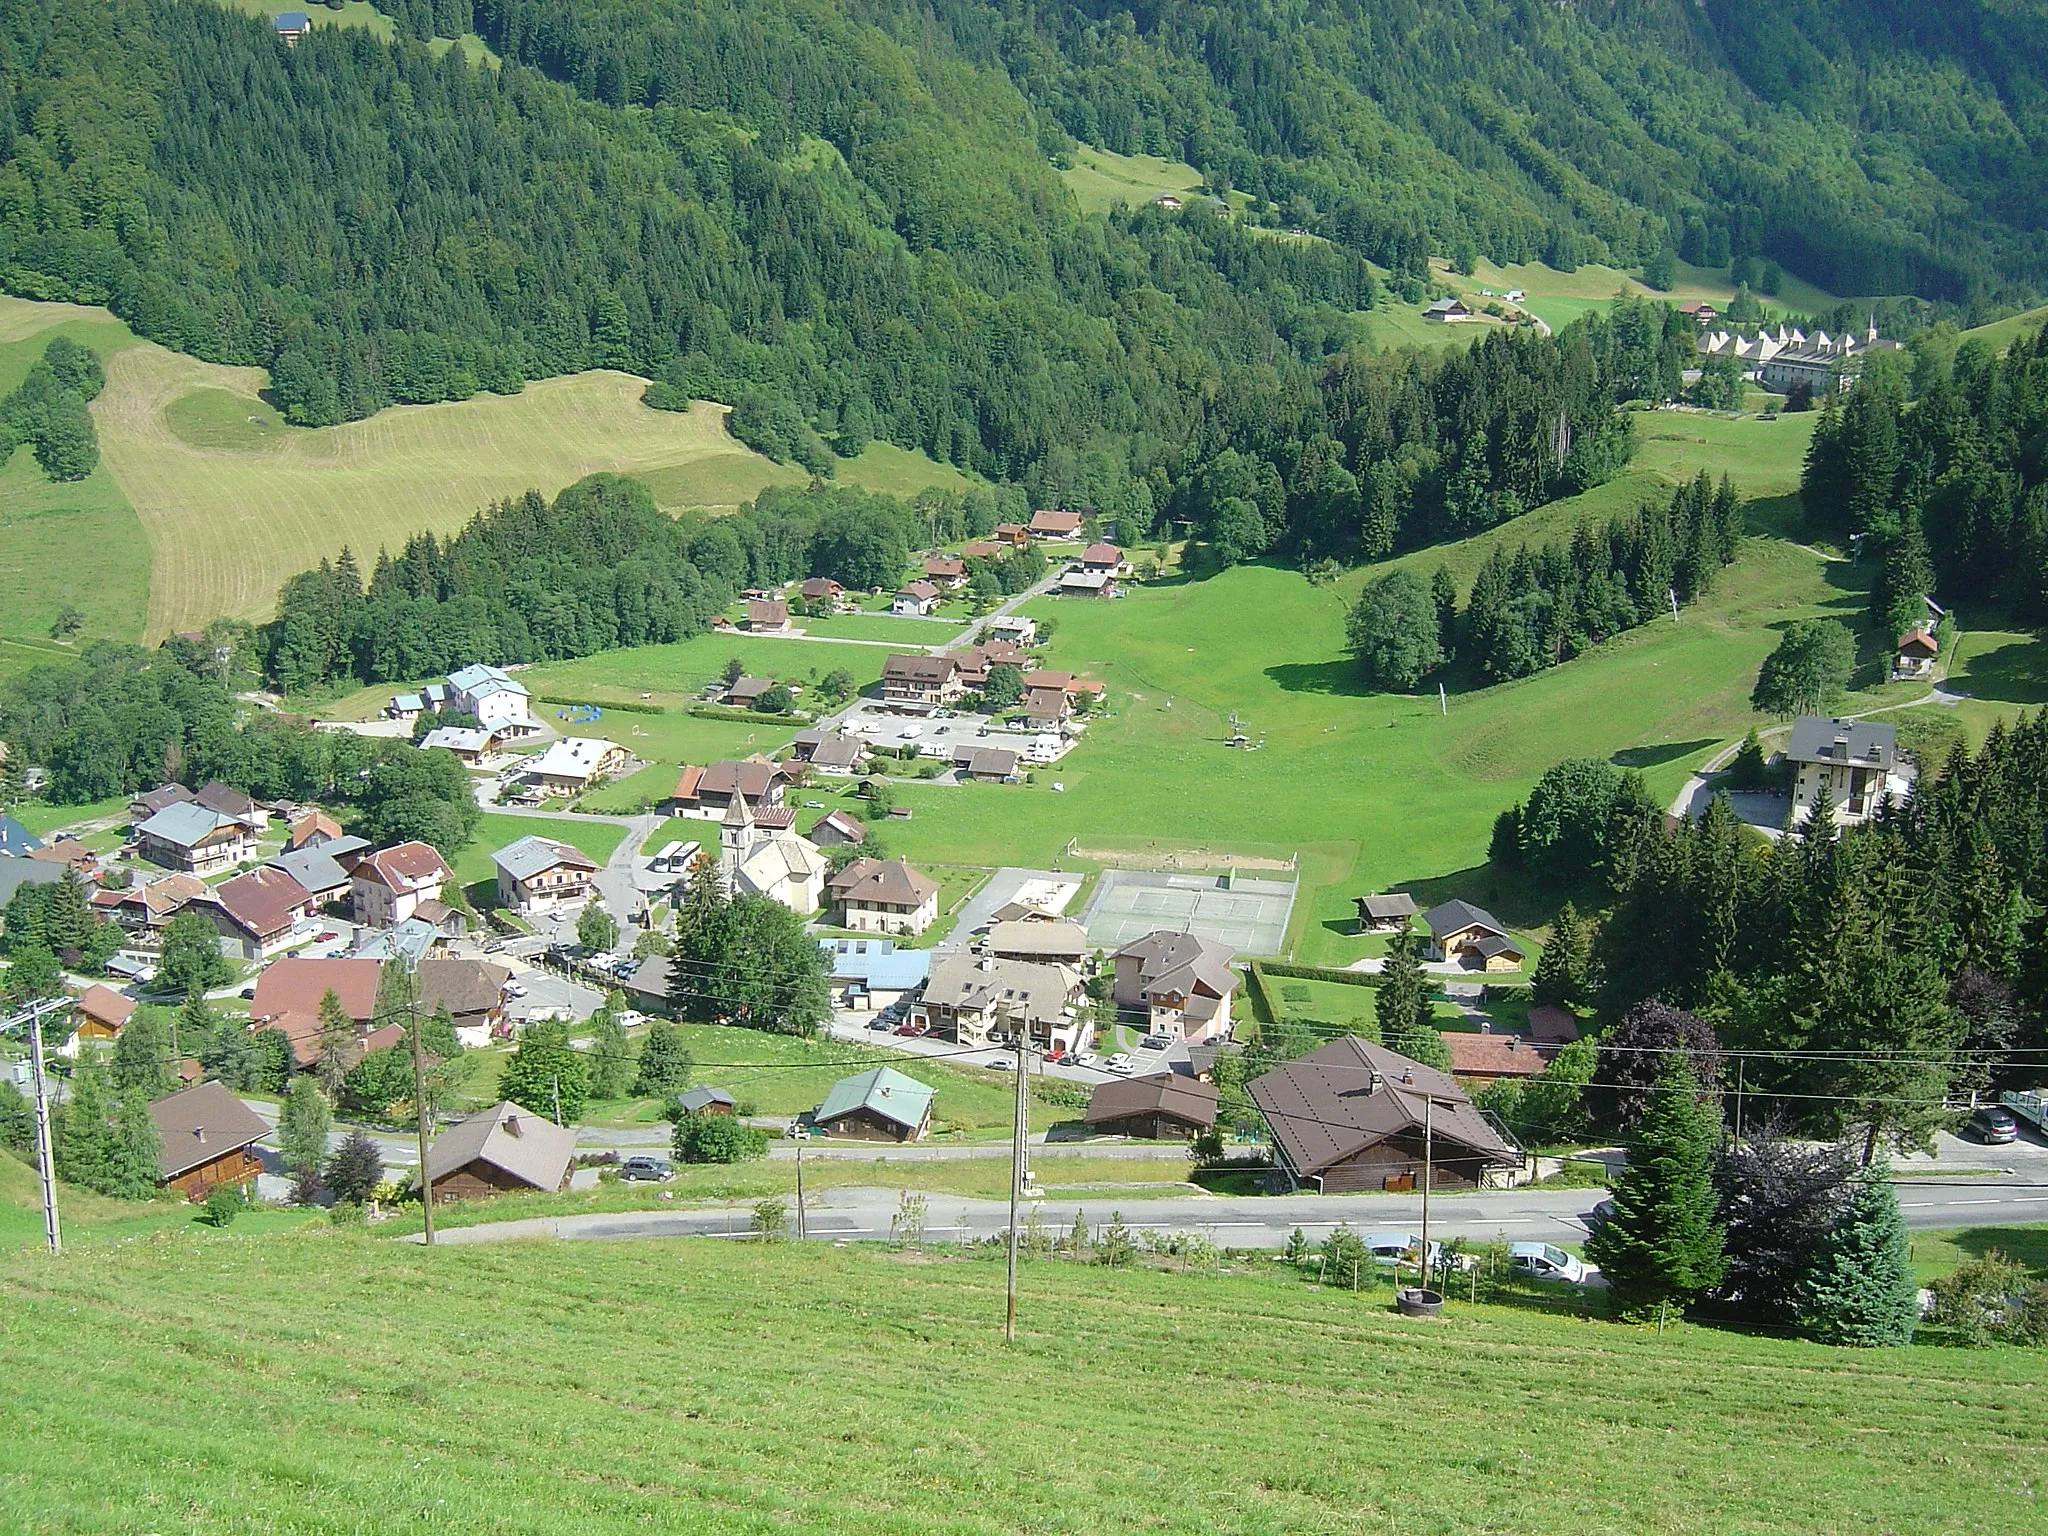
[446, 664, 534, 731]
[1057, 570, 1116, 598]
[892, 580, 943, 616]
[790, 729, 867, 776]
[1113, 930, 1237, 1042]
[1678, 299, 1720, 326]
[986, 614, 1037, 646]
[351, 841, 455, 929]
[1250, 1036, 1521, 1193]
[819, 937, 930, 1010]
[193, 780, 268, 832]
[1443, 1029, 1557, 1083]
[961, 540, 1004, 561]
[129, 784, 196, 824]
[945, 639, 1030, 690]
[1083, 1074, 1219, 1140]
[1894, 627, 1940, 681]
[812, 1067, 934, 1143]
[150, 1081, 271, 1200]
[1028, 509, 1084, 540]
[674, 1086, 737, 1117]
[520, 736, 630, 794]
[265, 840, 367, 908]
[422, 1101, 576, 1202]
[826, 857, 940, 935]
[27, 837, 97, 874]
[68, 985, 137, 1049]
[670, 758, 791, 818]
[952, 745, 1020, 782]
[209, 865, 317, 960]
[1081, 543, 1123, 574]
[135, 802, 255, 876]
[414, 957, 513, 1048]
[1353, 891, 1419, 933]
[1786, 715, 1904, 826]
[914, 952, 1085, 1053]
[386, 693, 427, 723]
[91, 873, 210, 941]
[1024, 685, 1071, 722]
[880, 654, 962, 707]
[419, 726, 500, 766]
[1422, 900, 1526, 970]
[1152, 193, 1183, 211]
[1423, 297, 1472, 323]
[725, 675, 777, 709]
[493, 835, 599, 917]
[923, 555, 967, 588]
[986, 919, 1089, 965]
[747, 598, 792, 633]
[285, 810, 345, 851]
[250, 961, 396, 1072]
[809, 810, 869, 848]
[798, 577, 846, 609]
[991, 522, 1031, 549]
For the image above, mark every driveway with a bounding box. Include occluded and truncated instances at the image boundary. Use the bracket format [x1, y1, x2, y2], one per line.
[941, 866, 1084, 948]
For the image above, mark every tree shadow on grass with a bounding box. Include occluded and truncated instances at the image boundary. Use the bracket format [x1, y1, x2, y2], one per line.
[1950, 633, 2048, 705]
[1264, 659, 1379, 697]
[1742, 493, 1809, 544]
[1949, 1223, 2048, 1279]
[1610, 738, 1716, 770]
[1384, 863, 1597, 932]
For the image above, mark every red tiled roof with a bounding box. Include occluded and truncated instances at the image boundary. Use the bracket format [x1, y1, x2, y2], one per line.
[355, 840, 452, 892]
[74, 984, 136, 1032]
[214, 866, 313, 939]
[251, 957, 383, 1026]
[1443, 1032, 1557, 1079]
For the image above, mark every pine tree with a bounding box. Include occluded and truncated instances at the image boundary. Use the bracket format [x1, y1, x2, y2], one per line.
[57, 1060, 116, 1195]
[1532, 901, 1588, 1007]
[586, 990, 635, 1101]
[111, 1008, 176, 1099]
[499, 1020, 590, 1123]
[278, 1075, 331, 1185]
[1801, 1163, 1918, 1346]
[1375, 930, 1439, 1065]
[1585, 1057, 1726, 1319]
[110, 1087, 162, 1200]
[633, 1022, 693, 1097]
[316, 988, 356, 1098]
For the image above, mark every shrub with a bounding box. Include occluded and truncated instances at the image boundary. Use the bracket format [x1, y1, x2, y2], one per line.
[199, 1181, 245, 1228]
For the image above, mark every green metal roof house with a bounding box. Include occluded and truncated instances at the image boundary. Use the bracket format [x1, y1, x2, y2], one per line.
[813, 1066, 935, 1143]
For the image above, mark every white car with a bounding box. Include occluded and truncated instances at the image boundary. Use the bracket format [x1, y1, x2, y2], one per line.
[1105, 1053, 1135, 1075]
[1072, 1052, 1102, 1069]
[986, 1055, 1016, 1071]
[1508, 1242, 1590, 1284]
[504, 980, 528, 998]
[1364, 1232, 1443, 1268]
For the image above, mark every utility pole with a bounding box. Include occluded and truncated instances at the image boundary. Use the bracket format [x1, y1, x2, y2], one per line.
[1003, 1003, 1025, 1343]
[552, 1071, 562, 1128]
[404, 957, 435, 1247]
[795, 1143, 807, 1240]
[1732, 1057, 1746, 1148]
[13, 997, 67, 1256]
[1418, 1094, 1434, 1294]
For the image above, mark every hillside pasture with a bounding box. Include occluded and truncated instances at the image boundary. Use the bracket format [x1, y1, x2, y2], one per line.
[0, 1232, 2039, 1535]
[1962, 304, 2048, 355]
[1060, 145, 1204, 217]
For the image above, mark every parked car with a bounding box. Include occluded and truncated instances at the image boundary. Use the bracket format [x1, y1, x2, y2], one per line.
[1508, 1242, 1589, 1284]
[1072, 1052, 1101, 1069]
[504, 980, 527, 998]
[1968, 1104, 2020, 1144]
[987, 1055, 1016, 1071]
[316, 931, 339, 943]
[1363, 1231, 1443, 1268]
[1106, 1052, 1135, 1075]
[1138, 1032, 1173, 1051]
[1584, 1198, 1615, 1235]
[617, 1156, 674, 1183]
[865, 1018, 895, 1032]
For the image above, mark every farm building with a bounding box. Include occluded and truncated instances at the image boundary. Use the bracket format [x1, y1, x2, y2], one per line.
[674, 1086, 737, 1116]
[1353, 891, 1418, 933]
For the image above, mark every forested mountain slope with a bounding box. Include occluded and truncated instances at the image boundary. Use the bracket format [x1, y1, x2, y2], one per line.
[0, 0, 2040, 515]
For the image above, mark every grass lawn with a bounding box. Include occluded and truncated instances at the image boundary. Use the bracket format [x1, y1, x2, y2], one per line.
[520, 634, 892, 710]
[0, 1152, 315, 1252]
[454, 815, 628, 889]
[2, 1228, 2041, 1534]
[779, 612, 958, 643]
[814, 863, 991, 949]
[4, 796, 131, 839]
[1059, 145, 1203, 216]
[1960, 304, 2048, 355]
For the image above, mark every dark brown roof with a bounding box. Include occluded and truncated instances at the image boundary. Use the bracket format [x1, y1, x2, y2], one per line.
[748, 599, 789, 625]
[883, 654, 956, 685]
[1524, 1005, 1581, 1044]
[1355, 892, 1419, 920]
[74, 984, 136, 1032]
[132, 784, 196, 819]
[424, 1100, 575, 1190]
[828, 857, 939, 910]
[799, 577, 843, 598]
[213, 866, 313, 939]
[924, 556, 965, 578]
[897, 580, 941, 601]
[149, 1081, 272, 1179]
[414, 958, 512, 1018]
[250, 957, 383, 1024]
[1029, 509, 1083, 533]
[1248, 1036, 1516, 1178]
[1084, 1072, 1219, 1130]
[194, 780, 264, 824]
[698, 759, 789, 799]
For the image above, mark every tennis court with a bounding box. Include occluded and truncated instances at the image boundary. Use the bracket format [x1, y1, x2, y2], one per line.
[1079, 869, 1297, 957]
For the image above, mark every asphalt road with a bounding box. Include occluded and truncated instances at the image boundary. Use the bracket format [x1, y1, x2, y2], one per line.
[417, 1175, 2048, 1249]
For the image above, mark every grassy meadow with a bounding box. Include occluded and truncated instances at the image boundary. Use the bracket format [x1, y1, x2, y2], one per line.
[452, 814, 629, 893]
[1, 1230, 2041, 1535]
[1058, 144, 1204, 216]
[0, 298, 972, 644]
[1962, 303, 2048, 354]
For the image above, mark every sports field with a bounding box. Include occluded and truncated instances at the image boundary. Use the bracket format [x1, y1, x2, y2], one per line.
[1079, 868, 1298, 955]
[1, 1230, 2040, 1535]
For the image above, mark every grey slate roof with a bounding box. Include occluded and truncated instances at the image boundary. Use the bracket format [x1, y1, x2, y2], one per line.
[136, 800, 241, 849]
[266, 844, 356, 897]
[0, 817, 43, 858]
[1423, 899, 1507, 939]
[493, 834, 598, 881]
[0, 856, 62, 905]
[1786, 715, 1896, 770]
[675, 1087, 737, 1113]
[423, 1100, 575, 1189]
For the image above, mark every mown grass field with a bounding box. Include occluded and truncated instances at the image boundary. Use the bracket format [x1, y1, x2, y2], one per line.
[452, 814, 628, 894]
[1058, 144, 1204, 216]
[0, 299, 973, 643]
[520, 633, 896, 711]
[1, 1229, 2040, 1535]
[1962, 303, 2048, 355]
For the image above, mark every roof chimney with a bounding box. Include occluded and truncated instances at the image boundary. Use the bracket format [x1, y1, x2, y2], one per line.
[193, 1126, 206, 1145]
[1402, 1067, 1414, 1084]
[504, 1112, 522, 1137]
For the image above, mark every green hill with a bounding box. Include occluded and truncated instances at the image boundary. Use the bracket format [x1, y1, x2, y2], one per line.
[0, 1230, 2037, 1534]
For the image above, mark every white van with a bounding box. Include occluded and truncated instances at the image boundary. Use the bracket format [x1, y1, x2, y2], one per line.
[1508, 1242, 1588, 1284]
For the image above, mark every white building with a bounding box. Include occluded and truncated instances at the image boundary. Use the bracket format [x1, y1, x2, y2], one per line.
[718, 793, 827, 915]
[519, 736, 630, 794]
[446, 664, 535, 732]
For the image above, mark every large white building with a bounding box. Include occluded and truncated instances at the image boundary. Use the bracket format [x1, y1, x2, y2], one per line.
[1695, 319, 1902, 396]
[446, 663, 535, 731]
[718, 793, 827, 915]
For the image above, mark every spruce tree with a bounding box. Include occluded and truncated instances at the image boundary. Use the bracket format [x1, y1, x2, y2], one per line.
[1801, 1163, 1918, 1346]
[111, 1008, 176, 1099]
[278, 1075, 331, 1185]
[111, 1087, 162, 1200]
[1532, 901, 1587, 1008]
[633, 1022, 693, 1097]
[1585, 1057, 1726, 1319]
[585, 990, 635, 1101]
[57, 1060, 116, 1195]
[316, 987, 356, 1098]
[1375, 930, 1440, 1065]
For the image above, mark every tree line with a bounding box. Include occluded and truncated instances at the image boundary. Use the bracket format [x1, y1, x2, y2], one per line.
[1349, 471, 1743, 691]
[0, 335, 101, 482]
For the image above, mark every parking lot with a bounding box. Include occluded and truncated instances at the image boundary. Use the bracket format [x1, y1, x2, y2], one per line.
[829, 699, 1069, 772]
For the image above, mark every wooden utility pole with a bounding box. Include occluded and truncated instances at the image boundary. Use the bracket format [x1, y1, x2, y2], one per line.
[15, 998, 66, 1255]
[404, 959, 435, 1246]
[796, 1143, 807, 1240]
[1003, 1004, 1025, 1343]
[1419, 1094, 1434, 1293]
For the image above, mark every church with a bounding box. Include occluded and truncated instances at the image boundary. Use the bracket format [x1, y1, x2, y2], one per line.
[718, 791, 828, 915]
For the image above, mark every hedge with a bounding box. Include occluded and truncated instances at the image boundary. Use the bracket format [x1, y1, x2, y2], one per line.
[1252, 958, 1383, 990]
[533, 693, 666, 715]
